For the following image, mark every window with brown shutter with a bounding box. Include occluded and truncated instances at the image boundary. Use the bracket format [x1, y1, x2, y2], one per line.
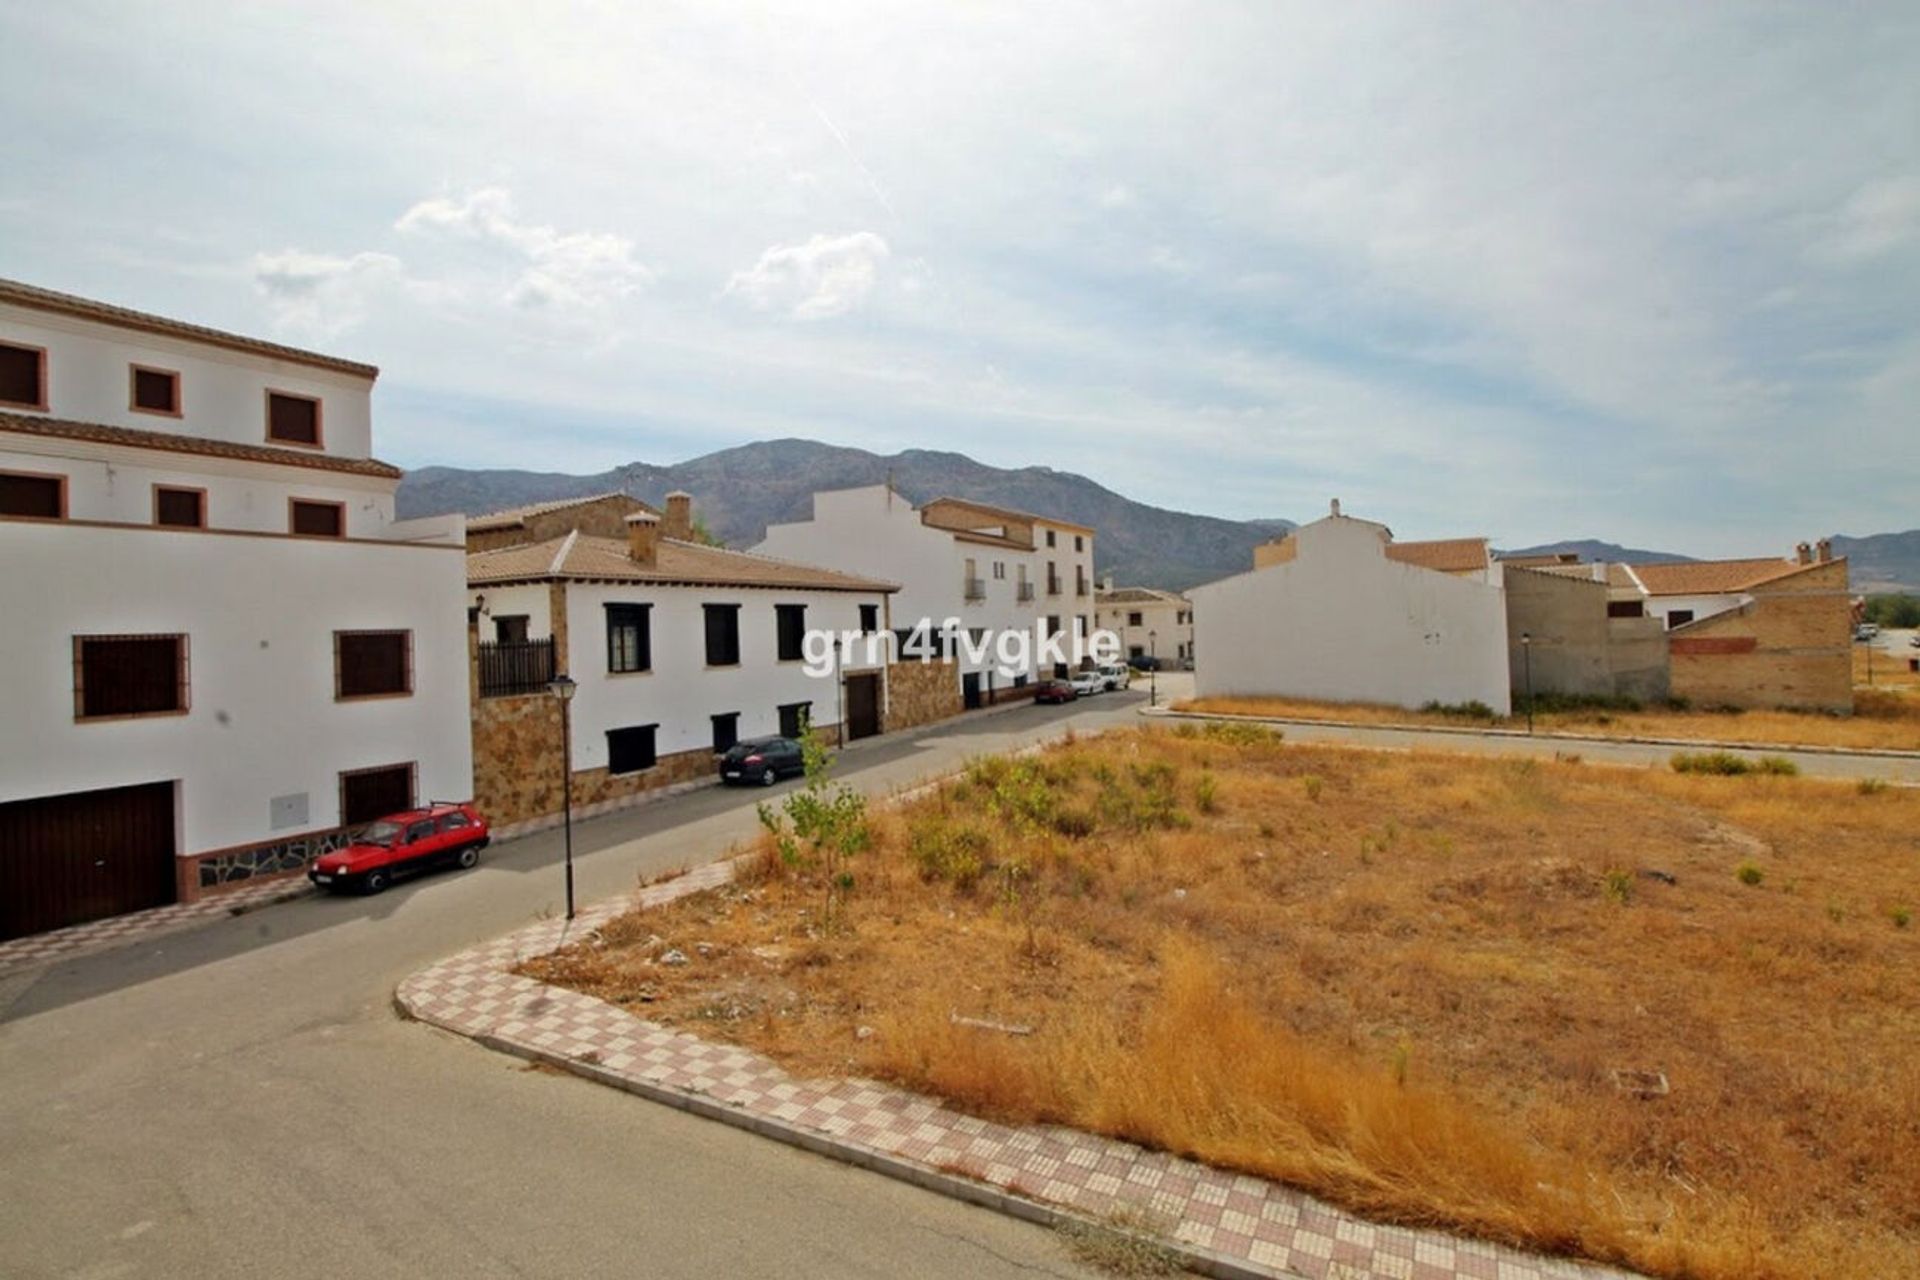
[130, 366, 181, 415]
[340, 763, 415, 825]
[0, 342, 46, 409]
[290, 499, 344, 537]
[154, 486, 205, 528]
[266, 391, 321, 445]
[0, 471, 65, 519]
[74, 634, 189, 720]
[335, 631, 412, 699]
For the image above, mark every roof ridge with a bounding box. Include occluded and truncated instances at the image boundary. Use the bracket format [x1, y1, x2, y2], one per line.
[0, 409, 402, 479]
[549, 529, 579, 576]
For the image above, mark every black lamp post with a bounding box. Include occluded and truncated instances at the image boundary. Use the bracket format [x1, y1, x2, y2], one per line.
[1520, 632, 1534, 735]
[1148, 629, 1158, 707]
[547, 673, 578, 920]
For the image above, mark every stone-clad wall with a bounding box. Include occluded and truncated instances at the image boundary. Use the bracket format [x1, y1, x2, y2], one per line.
[884, 659, 963, 732]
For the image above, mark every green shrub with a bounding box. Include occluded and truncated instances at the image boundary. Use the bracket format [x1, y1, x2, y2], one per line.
[1197, 721, 1284, 747]
[907, 817, 990, 890]
[1195, 771, 1219, 814]
[1421, 700, 1496, 720]
[1302, 774, 1324, 802]
[1603, 869, 1634, 905]
[1050, 805, 1097, 839]
[1892, 906, 1912, 930]
[1515, 691, 1645, 716]
[1672, 751, 1752, 776]
[1736, 861, 1764, 887]
[1858, 777, 1888, 796]
[1757, 756, 1799, 777]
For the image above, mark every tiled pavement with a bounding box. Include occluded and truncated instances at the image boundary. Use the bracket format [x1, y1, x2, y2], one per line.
[0, 875, 312, 977]
[398, 860, 1640, 1280]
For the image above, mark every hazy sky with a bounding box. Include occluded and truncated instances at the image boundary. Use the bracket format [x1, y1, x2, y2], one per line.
[3, 3, 1916, 552]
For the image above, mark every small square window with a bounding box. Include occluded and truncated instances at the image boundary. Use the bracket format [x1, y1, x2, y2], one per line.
[0, 342, 47, 410]
[778, 701, 812, 740]
[267, 391, 321, 446]
[0, 471, 65, 519]
[75, 634, 189, 719]
[154, 486, 205, 528]
[131, 366, 181, 415]
[335, 630, 412, 699]
[290, 499, 344, 537]
[858, 603, 879, 634]
[608, 724, 658, 775]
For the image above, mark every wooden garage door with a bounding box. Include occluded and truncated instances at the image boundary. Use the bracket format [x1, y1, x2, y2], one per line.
[845, 673, 880, 741]
[0, 781, 176, 941]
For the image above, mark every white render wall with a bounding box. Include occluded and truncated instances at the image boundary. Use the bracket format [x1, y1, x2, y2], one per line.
[0, 519, 473, 856]
[1643, 592, 1747, 627]
[1098, 596, 1192, 663]
[0, 301, 375, 460]
[755, 485, 1097, 681]
[474, 580, 890, 765]
[1190, 515, 1513, 715]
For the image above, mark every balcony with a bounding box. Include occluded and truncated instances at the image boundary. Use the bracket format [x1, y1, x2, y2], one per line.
[478, 637, 556, 698]
[964, 577, 986, 601]
[1016, 581, 1035, 603]
[1046, 576, 1062, 596]
[1075, 578, 1088, 597]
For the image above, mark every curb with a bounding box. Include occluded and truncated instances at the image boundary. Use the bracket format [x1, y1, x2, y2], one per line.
[1142, 707, 1920, 762]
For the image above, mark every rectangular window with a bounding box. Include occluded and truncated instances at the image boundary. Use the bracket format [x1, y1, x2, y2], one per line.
[130, 365, 181, 416]
[290, 499, 344, 537]
[992, 561, 1005, 579]
[74, 634, 188, 719]
[712, 712, 740, 754]
[1667, 610, 1695, 629]
[1046, 615, 1062, 636]
[778, 701, 811, 740]
[267, 391, 322, 446]
[1607, 600, 1645, 619]
[494, 615, 529, 644]
[1128, 611, 1144, 627]
[1046, 529, 1056, 548]
[0, 470, 65, 519]
[335, 630, 412, 699]
[775, 603, 807, 662]
[0, 341, 47, 410]
[341, 763, 415, 826]
[153, 485, 206, 528]
[606, 603, 651, 673]
[858, 603, 879, 634]
[607, 724, 658, 775]
[1074, 535, 1083, 551]
[704, 603, 741, 667]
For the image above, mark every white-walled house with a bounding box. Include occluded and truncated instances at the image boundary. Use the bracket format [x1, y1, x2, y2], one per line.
[0, 279, 471, 938]
[1190, 504, 1513, 715]
[754, 485, 1097, 712]
[466, 493, 897, 832]
[1095, 583, 1193, 666]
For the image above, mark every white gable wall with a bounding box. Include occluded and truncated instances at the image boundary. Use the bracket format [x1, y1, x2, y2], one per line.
[1190, 515, 1512, 715]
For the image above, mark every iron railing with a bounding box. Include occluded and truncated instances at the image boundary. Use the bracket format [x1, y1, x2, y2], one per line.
[478, 637, 555, 698]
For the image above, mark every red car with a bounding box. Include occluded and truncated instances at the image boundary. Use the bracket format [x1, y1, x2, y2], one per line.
[1032, 678, 1077, 704]
[309, 802, 490, 894]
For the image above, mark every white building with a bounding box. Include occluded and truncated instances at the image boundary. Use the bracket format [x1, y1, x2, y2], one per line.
[1189, 503, 1513, 715]
[1095, 582, 1193, 666]
[755, 485, 1097, 707]
[0, 279, 471, 939]
[466, 492, 897, 832]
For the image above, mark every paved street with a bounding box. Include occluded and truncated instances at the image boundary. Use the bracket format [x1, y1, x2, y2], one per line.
[0, 691, 1155, 1280]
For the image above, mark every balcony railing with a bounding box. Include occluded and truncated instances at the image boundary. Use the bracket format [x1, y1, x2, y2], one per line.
[964, 577, 986, 601]
[1046, 576, 1062, 596]
[1075, 579, 1088, 597]
[478, 637, 555, 698]
[1016, 581, 1035, 602]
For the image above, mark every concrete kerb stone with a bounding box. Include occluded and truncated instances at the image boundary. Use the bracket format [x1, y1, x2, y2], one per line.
[1142, 704, 1920, 763]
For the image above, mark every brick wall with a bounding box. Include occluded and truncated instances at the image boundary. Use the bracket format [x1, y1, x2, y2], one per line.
[1668, 560, 1852, 712]
[466, 495, 654, 553]
[883, 659, 962, 732]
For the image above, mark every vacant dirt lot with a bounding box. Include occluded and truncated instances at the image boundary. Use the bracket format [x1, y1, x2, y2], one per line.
[525, 727, 1920, 1280]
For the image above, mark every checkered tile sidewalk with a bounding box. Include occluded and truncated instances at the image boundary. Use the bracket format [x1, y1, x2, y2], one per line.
[0, 875, 312, 977]
[398, 860, 1638, 1280]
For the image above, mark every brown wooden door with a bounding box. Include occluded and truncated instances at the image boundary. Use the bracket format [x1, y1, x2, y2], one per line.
[0, 781, 176, 940]
[845, 673, 881, 741]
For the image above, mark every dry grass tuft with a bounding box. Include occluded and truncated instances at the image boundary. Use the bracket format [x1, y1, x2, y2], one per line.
[524, 729, 1920, 1280]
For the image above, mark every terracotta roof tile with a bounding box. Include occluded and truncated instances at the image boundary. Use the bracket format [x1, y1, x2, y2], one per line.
[0, 409, 403, 479]
[0, 278, 379, 379]
[467, 492, 658, 532]
[1096, 587, 1186, 605]
[1385, 537, 1490, 573]
[1626, 557, 1806, 596]
[921, 495, 1095, 536]
[468, 533, 897, 593]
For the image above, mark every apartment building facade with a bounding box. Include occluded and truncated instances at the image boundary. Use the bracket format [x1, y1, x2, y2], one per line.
[467, 492, 897, 832]
[754, 485, 1097, 721]
[0, 280, 471, 940]
[1095, 581, 1193, 666]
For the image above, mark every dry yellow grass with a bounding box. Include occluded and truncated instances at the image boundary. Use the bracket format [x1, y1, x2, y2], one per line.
[1855, 642, 1920, 692]
[1175, 686, 1920, 752]
[525, 728, 1920, 1280]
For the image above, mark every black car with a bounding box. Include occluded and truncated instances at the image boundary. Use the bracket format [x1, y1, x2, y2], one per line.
[717, 736, 806, 785]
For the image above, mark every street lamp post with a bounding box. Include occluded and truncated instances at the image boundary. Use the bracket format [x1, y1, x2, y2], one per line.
[1520, 632, 1534, 735]
[1148, 629, 1158, 707]
[547, 673, 578, 921]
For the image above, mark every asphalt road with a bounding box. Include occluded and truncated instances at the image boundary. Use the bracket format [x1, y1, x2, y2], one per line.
[0, 689, 1157, 1280]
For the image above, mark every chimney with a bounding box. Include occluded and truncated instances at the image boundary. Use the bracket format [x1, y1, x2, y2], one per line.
[663, 491, 693, 542]
[626, 510, 660, 566]
[1101, 572, 1114, 591]
[1330, 498, 1342, 518]
[1816, 538, 1832, 564]
[1795, 541, 1812, 565]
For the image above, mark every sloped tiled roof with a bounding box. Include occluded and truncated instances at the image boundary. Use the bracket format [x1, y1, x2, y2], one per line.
[1385, 537, 1490, 574]
[1626, 557, 1806, 596]
[921, 495, 1095, 536]
[0, 278, 379, 379]
[467, 532, 897, 593]
[0, 409, 403, 479]
[467, 492, 657, 532]
[1096, 587, 1186, 605]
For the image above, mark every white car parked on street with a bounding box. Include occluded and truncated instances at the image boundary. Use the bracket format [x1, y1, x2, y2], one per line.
[1069, 670, 1107, 697]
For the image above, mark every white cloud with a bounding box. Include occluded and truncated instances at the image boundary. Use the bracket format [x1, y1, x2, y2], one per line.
[725, 232, 890, 320]
[248, 249, 402, 342]
[1812, 175, 1920, 264]
[396, 187, 651, 312]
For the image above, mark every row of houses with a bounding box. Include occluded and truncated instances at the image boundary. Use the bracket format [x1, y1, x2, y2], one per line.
[1192, 501, 1853, 716]
[0, 281, 1120, 940]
